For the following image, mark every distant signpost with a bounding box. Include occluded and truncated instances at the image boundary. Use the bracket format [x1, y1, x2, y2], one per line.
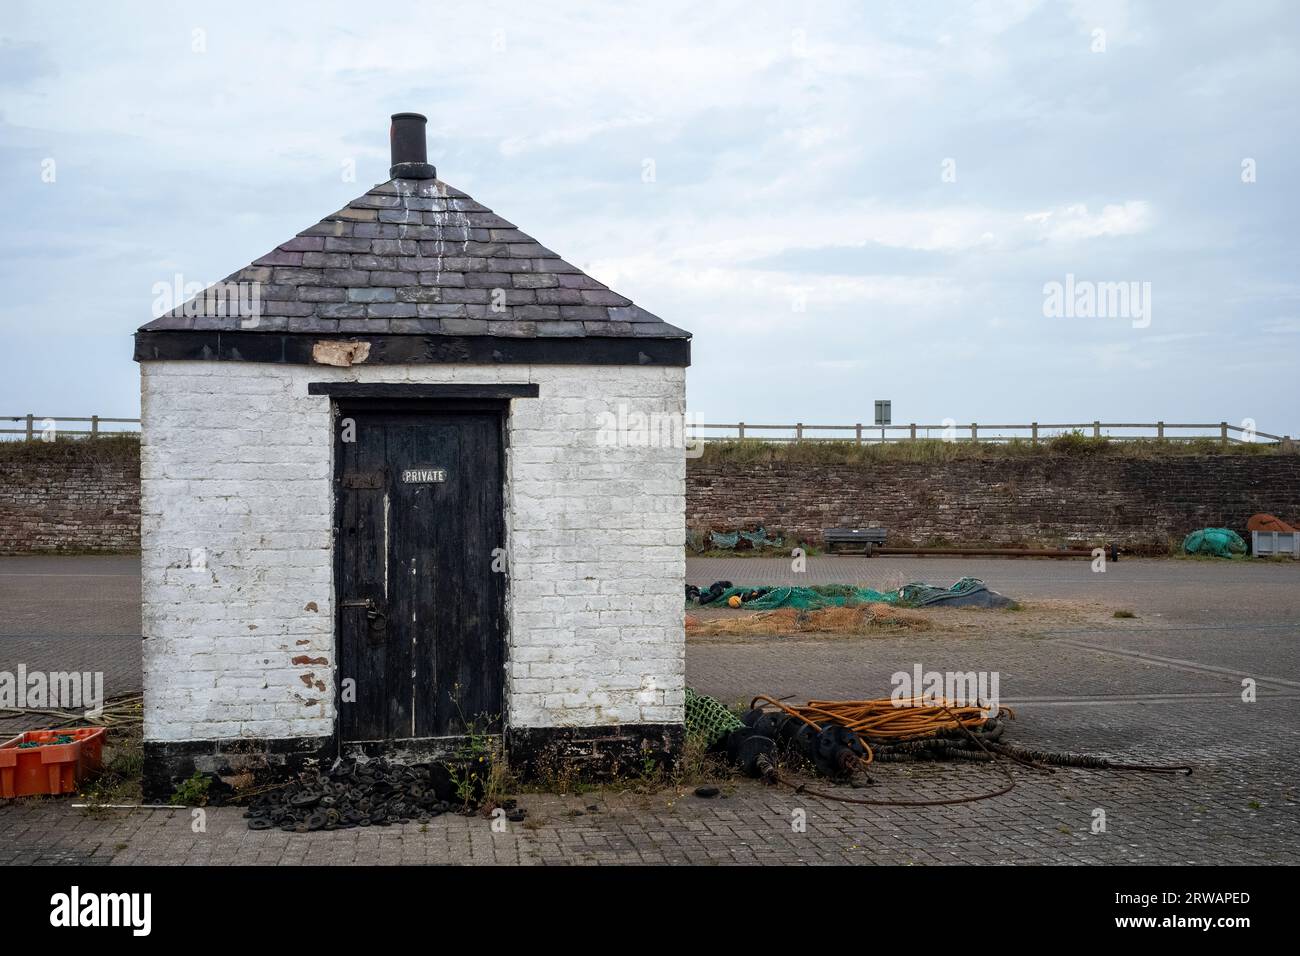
[875, 400, 891, 442]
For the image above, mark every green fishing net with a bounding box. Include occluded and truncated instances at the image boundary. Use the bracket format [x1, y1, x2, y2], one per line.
[699, 577, 991, 610]
[1183, 528, 1246, 558]
[685, 688, 744, 747]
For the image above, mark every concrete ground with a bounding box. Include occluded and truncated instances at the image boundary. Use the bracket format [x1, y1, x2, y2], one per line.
[0, 555, 140, 738]
[1, 554, 1298, 865]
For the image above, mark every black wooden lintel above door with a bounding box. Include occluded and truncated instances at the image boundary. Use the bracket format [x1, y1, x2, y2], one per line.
[308, 382, 539, 400]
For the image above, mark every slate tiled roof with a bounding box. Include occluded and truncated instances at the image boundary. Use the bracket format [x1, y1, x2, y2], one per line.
[140, 178, 688, 340]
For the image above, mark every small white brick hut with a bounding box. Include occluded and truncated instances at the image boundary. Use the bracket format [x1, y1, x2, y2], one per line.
[134, 113, 690, 797]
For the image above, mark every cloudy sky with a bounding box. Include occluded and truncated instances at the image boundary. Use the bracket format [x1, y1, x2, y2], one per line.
[2, 1, 1297, 438]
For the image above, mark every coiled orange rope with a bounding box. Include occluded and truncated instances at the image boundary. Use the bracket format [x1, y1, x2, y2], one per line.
[750, 694, 1013, 767]
[748, 695, 1018, 806]
[746, 694, 1188, 808]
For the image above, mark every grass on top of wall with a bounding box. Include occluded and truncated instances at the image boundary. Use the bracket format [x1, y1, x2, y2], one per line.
[692, 434, 1291, 466]
[0, 434, 141, 465]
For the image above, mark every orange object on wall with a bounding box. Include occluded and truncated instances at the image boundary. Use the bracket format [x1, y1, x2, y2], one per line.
[1247, 513, 1297, 533]
[0, 727, 106, 798]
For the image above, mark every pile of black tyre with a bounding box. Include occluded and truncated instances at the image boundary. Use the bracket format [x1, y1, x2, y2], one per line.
[243, 757, 523, 831]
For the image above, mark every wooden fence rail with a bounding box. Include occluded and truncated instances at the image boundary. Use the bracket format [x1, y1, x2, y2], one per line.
[2, 415, 141, 440]
[686, 421, 1292, 445]
[2, 414, 1293, 446]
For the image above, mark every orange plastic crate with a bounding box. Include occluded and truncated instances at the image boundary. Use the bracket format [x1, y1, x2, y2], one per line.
[0, 728, 106, 798]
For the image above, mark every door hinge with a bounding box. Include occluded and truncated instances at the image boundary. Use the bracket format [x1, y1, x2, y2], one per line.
[343, 469, 386, 490]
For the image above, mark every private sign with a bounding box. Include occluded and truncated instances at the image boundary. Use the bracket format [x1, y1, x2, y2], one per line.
[401, 467, 447, 484]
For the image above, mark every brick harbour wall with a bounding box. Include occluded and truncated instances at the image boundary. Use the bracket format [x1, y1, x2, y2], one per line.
[0, 446, 140, 553]
[687, 454, 1300, 553]
[8, 445, 1300, 557]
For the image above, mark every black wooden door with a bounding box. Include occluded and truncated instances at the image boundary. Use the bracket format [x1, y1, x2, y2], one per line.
[335, 405, 505, 743]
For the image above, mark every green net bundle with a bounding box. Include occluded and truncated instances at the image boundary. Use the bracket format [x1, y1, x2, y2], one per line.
[705, 528, 783, 551]
[718, 584, 894, 610]
[1182, 528, 1246, 558]
[685, 688, 745, 747]
[700, 577, 990, 611]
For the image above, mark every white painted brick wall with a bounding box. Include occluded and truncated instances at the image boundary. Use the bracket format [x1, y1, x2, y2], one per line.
[140, 359, 686, 743]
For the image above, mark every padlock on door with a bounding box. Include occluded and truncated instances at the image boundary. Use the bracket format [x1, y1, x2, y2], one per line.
[341, 597, 388, 643]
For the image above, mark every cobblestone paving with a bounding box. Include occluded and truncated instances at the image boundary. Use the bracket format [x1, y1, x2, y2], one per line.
[2, 555, 1298, 864]
[0, 556, 140, 736]
[2, 722, 1294, 866]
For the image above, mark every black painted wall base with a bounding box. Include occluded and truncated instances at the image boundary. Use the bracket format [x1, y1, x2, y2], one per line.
[143, 723, 686, 803]
[506, 723, 686, 779]
[142, 737, 332, 804]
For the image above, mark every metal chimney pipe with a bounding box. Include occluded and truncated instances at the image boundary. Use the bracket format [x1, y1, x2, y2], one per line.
[389, 112, 437, 180]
